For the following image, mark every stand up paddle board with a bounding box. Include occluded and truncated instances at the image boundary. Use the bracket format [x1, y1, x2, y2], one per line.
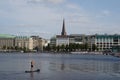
[25, 69, 40, 73]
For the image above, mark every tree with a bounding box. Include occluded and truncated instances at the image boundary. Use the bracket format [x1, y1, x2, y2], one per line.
[10, 46, 14, 50]
[65, 44, 69, 52]
[23, 47, 27, 52]
[15, 46, 19, 50]
[45, 44, 51, 51]
[7, 47, 10, 50]
[76, 44, 80, 51]
[34, 47, 39, 51]
[92, 44, 98, 51]
[56, 45, 60, 52]
[52, 45, 56, 51]
[60, 44, 65, 51]
[2, 46, 6, 50]
[69, 43, 73, 51]
[84, 43, 89, 51]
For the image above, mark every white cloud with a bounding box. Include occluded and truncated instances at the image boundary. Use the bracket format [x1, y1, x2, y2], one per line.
[66, 3, 80, 10]
[5, 0, 90, 26]
[47, 0, 65, 4]
[96, 10, 111, 18]
[102, 10, 111, 16]
[26, 0, 66, 4]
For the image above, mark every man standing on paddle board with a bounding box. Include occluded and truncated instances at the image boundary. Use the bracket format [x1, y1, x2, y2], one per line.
[31, 60, 34, 71]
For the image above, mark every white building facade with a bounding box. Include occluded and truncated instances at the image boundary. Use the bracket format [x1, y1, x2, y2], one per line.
[56, 36, 69, 46]
[94, 34, 120, 51]
[15, 36, 33, 50]
[0, 34, 15, 49]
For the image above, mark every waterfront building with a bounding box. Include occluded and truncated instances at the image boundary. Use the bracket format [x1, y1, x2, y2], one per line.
[31, 36, 39, 49]
[56, 35, 69, 46]
[94, 34, 120, 51]
[0, 34, 15, 49]
[49, 19, 120, 52]
[15, 36, 33, 50]
[40, 38, 48, 51]
[68, 34, 120, 52]
[50, 36, 56, 47]
[0, 34, 47, 51]
[56, 19, 69, 46]
[69, 34, 86, 44]
[112, 45, 120, 53]
[51, 19, 95, 47]
[31, 36, 47, 51]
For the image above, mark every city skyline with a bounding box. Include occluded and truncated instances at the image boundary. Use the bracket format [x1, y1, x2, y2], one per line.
[0, 0, 120, 39]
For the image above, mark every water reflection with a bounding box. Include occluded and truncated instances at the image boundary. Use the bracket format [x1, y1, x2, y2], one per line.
[69, 61, 120, 74]
[61, 63, 65, 70]
[45, 56, 120, 74]
[30, 72, 34, 80]
[113, 62, 120, 73]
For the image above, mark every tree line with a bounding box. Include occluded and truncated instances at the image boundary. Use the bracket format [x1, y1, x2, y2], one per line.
[2, 46, 30, 52]
[44, 43, 98, 52]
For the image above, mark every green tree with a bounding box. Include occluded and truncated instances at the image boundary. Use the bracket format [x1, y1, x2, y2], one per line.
[65, 44, 69, 52]
[23, 47, 27, 52]
[92, 44, 97, 51]
[60, 44, 65, 51]
[10, 46, 14, 50]
[46, 44, 51, 51]
[52, 45, 56, 51]
[84, 43, 89, 51]
[7, 47, 10, 50]
[15, 46, 19, 50]
[2, 46, 6, 50]
[69, 43, 73, 51]
[56, 45, 60, 52]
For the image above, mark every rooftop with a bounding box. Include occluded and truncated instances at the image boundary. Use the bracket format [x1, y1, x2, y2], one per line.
[56, 35, 69, 38]
[0, 34, 16, 38]
[15, 36, 31, 39]
[95, 34, 120, 38]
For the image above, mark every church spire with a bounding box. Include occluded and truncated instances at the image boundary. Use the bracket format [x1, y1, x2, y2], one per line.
[61, 19, 67, 36]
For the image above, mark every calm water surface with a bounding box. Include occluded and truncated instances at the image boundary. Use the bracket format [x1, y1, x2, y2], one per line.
[0, 53, 120, 80]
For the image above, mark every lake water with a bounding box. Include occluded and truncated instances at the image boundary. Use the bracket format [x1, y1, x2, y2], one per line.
[0, 53, 120, 80]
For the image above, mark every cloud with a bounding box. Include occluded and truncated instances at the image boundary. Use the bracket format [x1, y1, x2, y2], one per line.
[47, 0, 65, 4]
[26, 0, 66, 4]
[96, 10, 111, 18]
[66, 3, 81, 10]
[102, 10, 111, 16]
[5, 0, 90, 26]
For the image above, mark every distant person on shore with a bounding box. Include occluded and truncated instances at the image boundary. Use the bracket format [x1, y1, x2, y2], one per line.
[31, 60, 34, 71]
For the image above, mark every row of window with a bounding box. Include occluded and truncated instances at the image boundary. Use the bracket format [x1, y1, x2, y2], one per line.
[96, 43, 119, 44]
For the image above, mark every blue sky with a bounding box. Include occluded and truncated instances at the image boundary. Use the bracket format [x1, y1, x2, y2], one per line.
[0, 0, 120, 39]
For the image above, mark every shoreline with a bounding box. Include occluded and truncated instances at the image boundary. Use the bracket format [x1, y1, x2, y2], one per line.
[0, 51, 103, 55]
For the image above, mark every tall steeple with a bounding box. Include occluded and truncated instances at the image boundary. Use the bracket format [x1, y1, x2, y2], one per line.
[61, 19, 67, 36]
